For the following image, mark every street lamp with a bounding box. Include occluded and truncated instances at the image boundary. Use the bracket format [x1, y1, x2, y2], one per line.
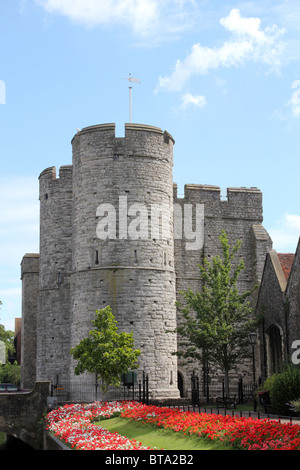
[249, 332, 257, 345]
[249, 332, 257, 412]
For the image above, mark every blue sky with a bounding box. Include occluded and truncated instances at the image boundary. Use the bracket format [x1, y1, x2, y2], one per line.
[1, 0, 300, 331]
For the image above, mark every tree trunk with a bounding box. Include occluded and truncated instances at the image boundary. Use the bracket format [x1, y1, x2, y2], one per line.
[224, 368, 230, 397]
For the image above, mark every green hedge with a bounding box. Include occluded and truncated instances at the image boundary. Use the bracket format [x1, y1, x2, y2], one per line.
[0, 362, 20, 385]
[270, 365, 300, 415]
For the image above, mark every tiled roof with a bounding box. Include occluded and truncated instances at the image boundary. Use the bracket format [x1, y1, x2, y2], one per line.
[277, 253, 295, 280]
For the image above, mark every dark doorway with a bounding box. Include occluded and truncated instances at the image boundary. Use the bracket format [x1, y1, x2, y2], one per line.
[178, 372, 184, 397]
[268, 325, 282, 374]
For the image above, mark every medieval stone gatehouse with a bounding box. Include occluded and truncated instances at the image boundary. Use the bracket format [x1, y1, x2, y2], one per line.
[20, 122, 273, 399]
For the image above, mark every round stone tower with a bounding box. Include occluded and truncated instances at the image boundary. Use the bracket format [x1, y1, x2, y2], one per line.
[37, 165, 73, 384]
[70, 123, 179, 398]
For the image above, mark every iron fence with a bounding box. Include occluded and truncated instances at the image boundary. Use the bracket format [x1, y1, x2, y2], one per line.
[50, 369, 257, 412]
[49, 372, 300, 425]
[51, 373, 149, 405]
[190, 374, 255, 405]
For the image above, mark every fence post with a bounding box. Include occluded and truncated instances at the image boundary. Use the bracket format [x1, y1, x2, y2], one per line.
[205, 375, 209, 404]
[145, 373, 149, 405]
[203, 361, 210, 404]
[95, 374, 99, 401]
[132, 377, 135, 401]
[142, 371, 146, 403]
[238, 377, 243, 404]
[142, 371, 149, 404]
[191, 370, 200, 406]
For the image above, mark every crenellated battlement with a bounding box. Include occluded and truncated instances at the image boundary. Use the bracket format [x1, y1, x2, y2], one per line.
[174, 183, 263, 221]
[71, 123, 116, 144]
[71, 123, 174, 164]
[71, 122, 174, 144]
[39, 165, 73, 181]
[39, 166, 57, 180]
[174, 183, 261, 199]
[38, 165, 73, 204]
[21, 122, 272, 398]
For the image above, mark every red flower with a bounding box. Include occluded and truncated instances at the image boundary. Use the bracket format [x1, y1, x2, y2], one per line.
[46, 401, 300, 451]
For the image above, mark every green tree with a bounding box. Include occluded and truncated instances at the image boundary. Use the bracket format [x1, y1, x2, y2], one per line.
[0, 302, 20, 385]
[0, 302, 16, 363]
[0, 362, 21, 385]
[70, 306, 141, 391]
[176, 230, 259, 396]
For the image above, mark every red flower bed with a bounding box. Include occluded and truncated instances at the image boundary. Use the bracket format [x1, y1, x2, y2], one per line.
[46, 401, 154, 450]
[224, 418, 300, 450]
[120, 403, 300, 450]
[46, 401, 300, 450]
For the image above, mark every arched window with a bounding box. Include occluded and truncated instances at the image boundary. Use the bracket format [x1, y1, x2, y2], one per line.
[267, 325, 282, 374]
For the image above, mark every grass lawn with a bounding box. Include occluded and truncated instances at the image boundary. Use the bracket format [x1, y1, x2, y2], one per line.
[98, 417, 230, 450]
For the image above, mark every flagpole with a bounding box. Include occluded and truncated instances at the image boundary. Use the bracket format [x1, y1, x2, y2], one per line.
[123, 73, 141, 123]
[129, 85, 132, 123]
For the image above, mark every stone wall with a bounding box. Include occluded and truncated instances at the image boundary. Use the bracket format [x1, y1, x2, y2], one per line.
[21, 122, 273, 400]
[69, 123, 178, 398]
[285, 239, 300, 356]
[173, 184, 272, 393]
[37, 166, 73, 384]
[0, 381, 50, 449]
[20, 254, 39, 389]
[43, 432, 71, 450]
[255, 242, 300, 381]
[256, 251, 288, 380]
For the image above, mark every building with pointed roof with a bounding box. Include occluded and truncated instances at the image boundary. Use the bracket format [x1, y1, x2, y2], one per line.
[256, 239, 300, 381]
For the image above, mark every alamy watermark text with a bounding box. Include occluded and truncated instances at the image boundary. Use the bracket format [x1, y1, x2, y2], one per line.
[292, 340, 300, 365]
[96, 196, 204, 251]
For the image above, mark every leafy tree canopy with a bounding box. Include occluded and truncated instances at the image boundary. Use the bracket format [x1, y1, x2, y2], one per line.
[0, 301, 15, 362]
[70, 306, 141, 391]
[176, 230, 260, 394]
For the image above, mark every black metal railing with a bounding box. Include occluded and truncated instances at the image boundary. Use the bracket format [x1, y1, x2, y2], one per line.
[51, 372, 149, 405]
[191, 376, 255, 405]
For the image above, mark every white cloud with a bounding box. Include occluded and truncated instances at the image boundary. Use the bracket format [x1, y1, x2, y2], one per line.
[288, 80, 300, 118]
[268, 213, 300, 253]
[39, 0, 156, 32]
[180, 93, 206, 109]
[36, 0, 195, 37]
[272, 80, 300, 123]
[220, 8, 266, 41]
[156, 9, 286, 92]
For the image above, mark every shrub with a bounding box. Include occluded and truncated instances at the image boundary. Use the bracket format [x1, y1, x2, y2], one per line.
[270, 365, 300, 415]
[0, 361, 20, 385]
[290, 400, 300, 416]
[257, 373, 277, 395]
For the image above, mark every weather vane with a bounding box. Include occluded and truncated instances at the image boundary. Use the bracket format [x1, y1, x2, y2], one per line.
[123, 73, 141, 123]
